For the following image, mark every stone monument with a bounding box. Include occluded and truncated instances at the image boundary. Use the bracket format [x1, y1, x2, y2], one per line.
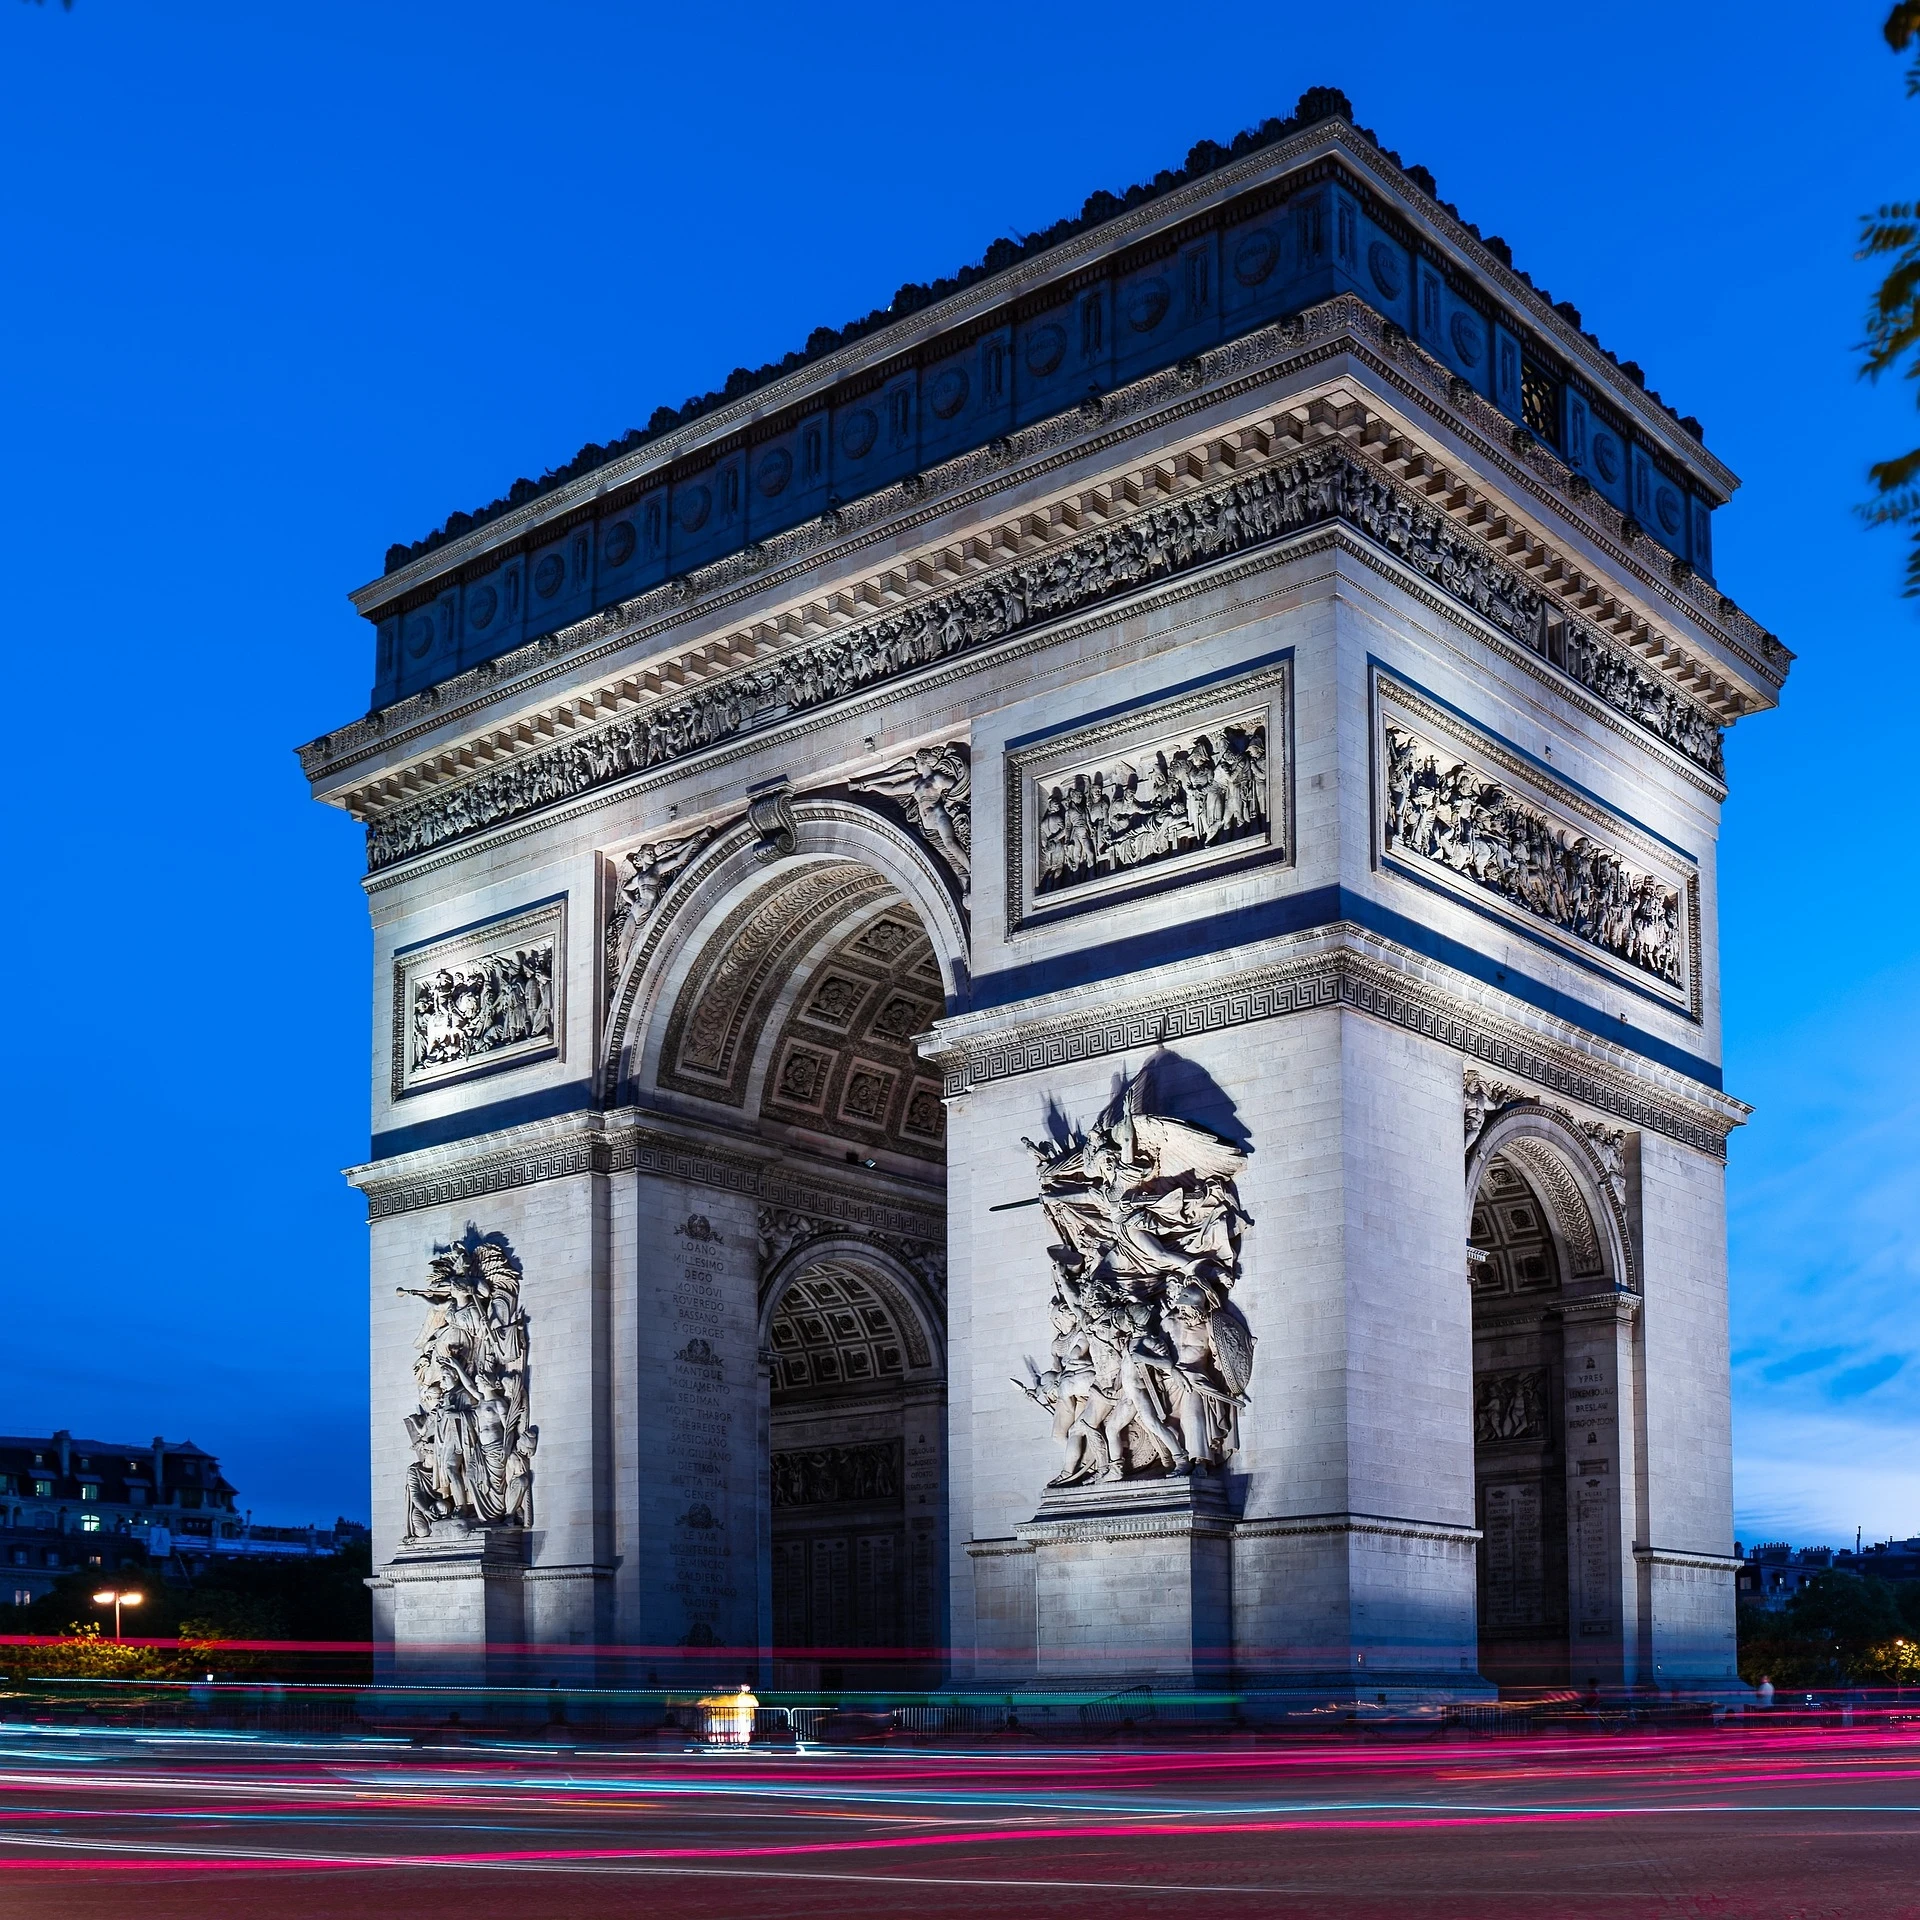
[303, 88, 1782, 1708]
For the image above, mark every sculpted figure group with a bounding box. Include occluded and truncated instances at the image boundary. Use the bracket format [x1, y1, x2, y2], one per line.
[410, 944, 555, 1072]
[1037, 722, 1268, 897]
[1016, 1070, 1255, 1484]
[852, 743, 972, 892]
[400, 1235, 536, 1539]
[1385, 722, 1683, 986]
[368, 445, 1721, 870]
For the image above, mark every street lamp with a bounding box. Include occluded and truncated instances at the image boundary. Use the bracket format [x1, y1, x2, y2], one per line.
[91, 1589, 143, 1640]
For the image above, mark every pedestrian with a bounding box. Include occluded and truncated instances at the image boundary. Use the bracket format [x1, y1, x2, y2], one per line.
[1756, 1674, 1775, 1710]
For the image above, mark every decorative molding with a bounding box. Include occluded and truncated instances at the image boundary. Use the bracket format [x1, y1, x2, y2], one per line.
[356, 437, 1727, 873]
[757, 1206, 946, 1307]
[1006, 658, 1291, 932]
[1375, 672, 1698, 1016]
[345, 1106, 944, 1233]
[1633, 1546, 1742, 1573]
[1230, 1511, 1483, 1546]
[391, 898, 564, 1100]
[1465, 1072, 1637, 1289]
[926, 929, 1744, 1157]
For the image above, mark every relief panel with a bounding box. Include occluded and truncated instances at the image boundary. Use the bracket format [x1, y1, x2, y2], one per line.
[1006, 656, 1291, 931]
[391, 896, 565, 1099]
[1372, 670, 1698, 1014]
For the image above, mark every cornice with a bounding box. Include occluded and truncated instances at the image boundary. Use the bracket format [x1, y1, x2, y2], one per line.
[1232, 1510, 1484, 1545]
[353, 121, 1734, 617]
[924, 922, 1748, 1158]
[345, 1102, 944, 1228]
[303, 296, 1779, 798]
[1634, 1546, 1741, 1573]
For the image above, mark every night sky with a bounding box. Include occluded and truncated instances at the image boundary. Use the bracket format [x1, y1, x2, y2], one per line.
[1, 1, 1911, 1542]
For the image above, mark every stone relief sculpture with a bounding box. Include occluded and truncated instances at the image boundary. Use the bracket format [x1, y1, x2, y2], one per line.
[366, 445, 1721, 869]
[409, 942, 555, 1073]
[1386, 721, 1684, 987]
[604, 830, 713, 992]
[1036, 718, 1268, 899]
[1015, 1068, 1254, 1483]
[1474, 1368, 1549, 1443]
[399, 1232, 534, 1540]
[852, 743, 972, 895]
[771, 1441, 901, 1507]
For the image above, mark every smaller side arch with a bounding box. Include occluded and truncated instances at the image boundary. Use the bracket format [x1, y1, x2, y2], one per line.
[1466, 1101, 1635, 1293]
[758, 1232, 946, 1384]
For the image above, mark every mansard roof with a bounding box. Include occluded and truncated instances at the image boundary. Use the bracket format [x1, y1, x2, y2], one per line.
[354, 89, 1742, 712]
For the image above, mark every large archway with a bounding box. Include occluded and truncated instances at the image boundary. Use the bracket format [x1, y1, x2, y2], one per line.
[611, 799, 957, 1686]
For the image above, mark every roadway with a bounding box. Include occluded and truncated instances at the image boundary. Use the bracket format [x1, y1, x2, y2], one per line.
[0, 1720, 1915, 1917]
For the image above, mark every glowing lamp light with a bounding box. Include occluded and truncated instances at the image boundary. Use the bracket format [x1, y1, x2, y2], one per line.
[91, 1590, 144, 1639]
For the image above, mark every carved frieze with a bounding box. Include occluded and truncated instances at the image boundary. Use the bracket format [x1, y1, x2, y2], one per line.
[363, 443, 1723, 871]
[771, 1441, 901, 1508]
[392, 899, 563, 1098]
[1015, 1066, 1254, 1486]
[400, 1230, 534, 1539]
[1377, 675, 1698, 1012]
[1007, 660, 1290, 930]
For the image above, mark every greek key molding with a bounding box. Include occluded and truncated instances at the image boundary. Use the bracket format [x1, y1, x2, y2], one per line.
[925, 930, 1743, 1158]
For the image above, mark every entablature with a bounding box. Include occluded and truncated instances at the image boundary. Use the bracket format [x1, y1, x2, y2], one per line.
[305, 300, 1781, 879]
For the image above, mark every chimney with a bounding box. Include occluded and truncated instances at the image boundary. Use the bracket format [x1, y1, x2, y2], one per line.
[152, 1436, 166, 1500]
[54, 1431, 70, 1477]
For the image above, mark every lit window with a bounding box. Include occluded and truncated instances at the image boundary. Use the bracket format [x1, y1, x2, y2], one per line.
[79, 1514, 100, 1534]
[79, 1485, 98, 1504]
[32, 1481, 51, 1498]
[11, 1590, 27, 1607]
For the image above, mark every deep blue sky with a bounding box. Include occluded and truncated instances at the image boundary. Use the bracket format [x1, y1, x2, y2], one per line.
[1, 2, 1912, 1538]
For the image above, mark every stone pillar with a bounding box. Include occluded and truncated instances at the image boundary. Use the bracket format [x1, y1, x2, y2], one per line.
[1560, 1294, 1643, 1692]
[382, 1523, 529, 1688]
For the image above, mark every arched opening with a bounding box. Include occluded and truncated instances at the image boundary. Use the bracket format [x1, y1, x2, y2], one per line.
[615, 808, 955, 1687]
[765, 1249, 944, 1690]
[1466, 1108, 1630, 1694]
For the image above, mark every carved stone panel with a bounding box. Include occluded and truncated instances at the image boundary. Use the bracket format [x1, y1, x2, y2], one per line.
[1016, 1065, 1254, 1487]
[1374, 672, 1698, 1012]
[400, 1230, 534, 1540]
[392, 898, 564, 1098]
[1006, 657, 1291, 930]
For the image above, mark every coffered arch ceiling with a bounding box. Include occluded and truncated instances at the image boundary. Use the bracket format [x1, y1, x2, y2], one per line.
[653, 862, 946, 1164]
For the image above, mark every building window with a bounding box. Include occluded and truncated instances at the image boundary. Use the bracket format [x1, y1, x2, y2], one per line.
[32, 1481, 51, 1499]
[79, 1514, 100, 1534]
[79, 1485, 98, 1504]
[11, 1590, 28, 1607]
[77, 1458, 90, 1472]
[1521, 363, 1561, 447]
[126, 1486, 145, 1506]
[8, 1550, 23, 1567]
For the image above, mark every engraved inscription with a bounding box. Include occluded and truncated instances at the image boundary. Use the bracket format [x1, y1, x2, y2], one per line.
[1482, 1480, 1545, 1629]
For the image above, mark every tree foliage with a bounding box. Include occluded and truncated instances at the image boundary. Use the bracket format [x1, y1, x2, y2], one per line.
[1861, 5, 1920, 592]
[1738, 1572, 1920, 1686]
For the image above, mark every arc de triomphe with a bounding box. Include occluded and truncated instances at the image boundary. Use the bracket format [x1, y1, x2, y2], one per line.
[302, 91, 1782, 1711]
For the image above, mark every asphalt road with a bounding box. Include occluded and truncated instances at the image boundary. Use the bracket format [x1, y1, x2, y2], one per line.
[0, 1721, 1915, 1918]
